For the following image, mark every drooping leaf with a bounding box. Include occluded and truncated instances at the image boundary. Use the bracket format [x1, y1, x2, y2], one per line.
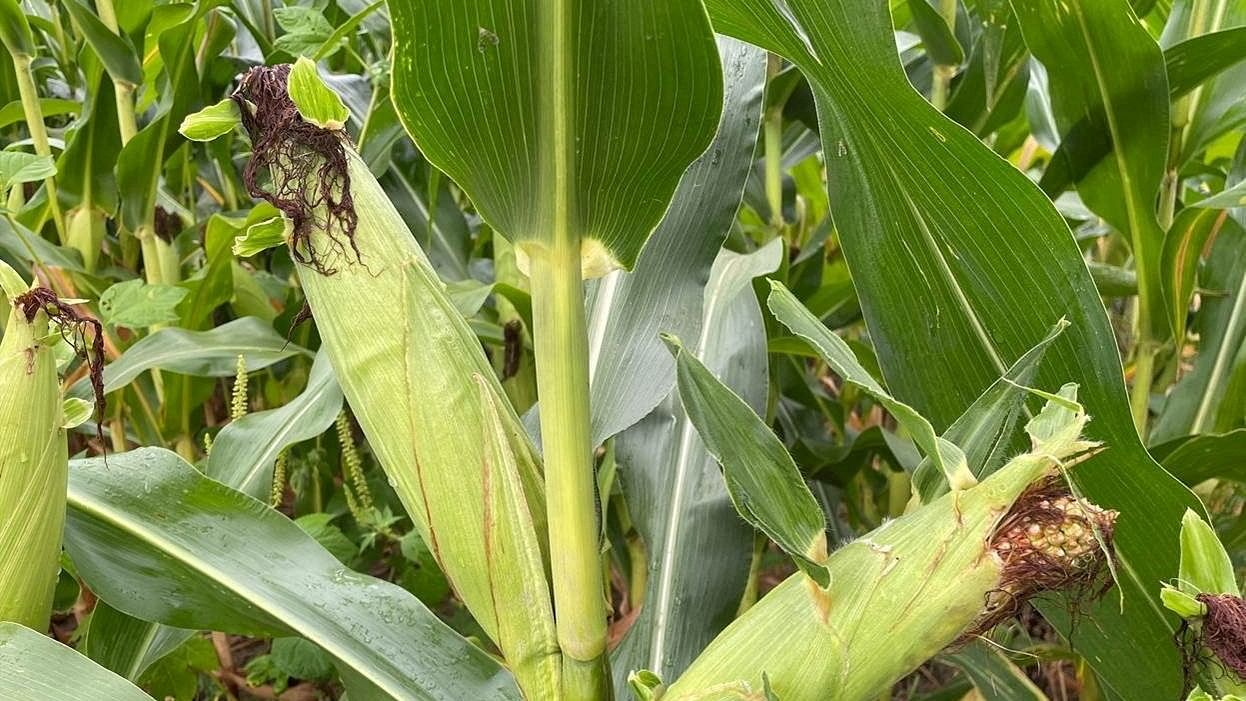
[0, 622, 154, 701]
[63, 448, 522, 700]
[666, 322, 829, 588]
[586, 37, 767, 446]
[612, 238, 780, 690]
[701, 0, 1200, 695]
[73, 317, 310, 397]
[1180, 3, 1246, 162]
[913, 319, 1069, 502]
[60, 0, 142, 85]
[83, 602, 194, 682]
[388, 0, 723, 274]
[768, 281, 973, 491]
[1165, 27, 1246, 100]
[946, 642, 1047, 701]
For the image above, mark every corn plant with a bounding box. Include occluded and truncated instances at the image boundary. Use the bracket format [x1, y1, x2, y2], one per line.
[2, 0, 1246, 700]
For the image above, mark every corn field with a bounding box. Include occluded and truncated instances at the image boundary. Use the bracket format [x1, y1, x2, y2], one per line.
[1, 0, 1245, 699]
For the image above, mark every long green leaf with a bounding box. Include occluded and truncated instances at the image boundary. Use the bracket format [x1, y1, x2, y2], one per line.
[611, 239, 779, 690]
[1181, 3, 1246, 162]
[63, 448, 522, 701]
[946, 642, 1047, 701]
[1165, 27, 1246, 100]
[586, 38, 766, 445]
[1154, 429, 1246, 485]
[74, 317, 310, 397]
[387, 0, 722, 273]
[60, 0, 142, 85]
[701, 1, 1199, 696]
[0, 623, 154, 701]
[1016, 0, 1169, 343]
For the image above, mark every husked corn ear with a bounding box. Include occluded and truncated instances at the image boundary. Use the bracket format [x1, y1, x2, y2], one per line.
[0, 265, 67, 631]
[227, 64, 559, 699]
[662, 389, 1117, 701]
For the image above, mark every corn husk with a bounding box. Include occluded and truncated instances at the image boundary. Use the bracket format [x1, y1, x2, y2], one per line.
[661, 389, 1114, 701]
[0, 264, 67, 631]
[225, 65, 560, 699]
[65, 207, 105, 273]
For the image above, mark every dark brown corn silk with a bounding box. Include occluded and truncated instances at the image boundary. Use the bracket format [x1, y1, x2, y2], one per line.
[959, 477, 1118, 642]
[1195, 594, 1246, 682]
[231, 64, 358, 274]
[14, 288, 106, 450]
[152, 206, 183, 243]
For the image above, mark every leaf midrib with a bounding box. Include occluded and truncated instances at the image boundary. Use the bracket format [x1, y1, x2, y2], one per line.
[67, 473, 419, 701]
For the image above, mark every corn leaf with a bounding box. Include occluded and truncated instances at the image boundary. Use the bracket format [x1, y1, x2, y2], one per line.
[666, 300, 829, 588]
[1179, 3, 1246, 162]
[913, 319, 1069, 502]
[585, 38, 766, 445]
[83, 602, 193, 682]
[0, 623, 154, 701]
[1154, 224, 1246, 441]
[701, 0, 1200, 695]
[946, 642, 1047, 701]
[72, 317, 310, 398]
[1162, 208, 1232, 344]
[1154, 429, 1246, 486]
[387, 0, 722, 273]
[768, 281, 972, 490]
[1015, 0, 1169, 342]
[611, 238, 780, 690]
[59, 0, 142, 86]
[63, 448, 523, 701]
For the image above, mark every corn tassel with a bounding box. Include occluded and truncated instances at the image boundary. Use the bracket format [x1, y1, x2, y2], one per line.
[215, 64, 561, 699]
[0, 264, 68, 631]
[661, 388, 1117, 701]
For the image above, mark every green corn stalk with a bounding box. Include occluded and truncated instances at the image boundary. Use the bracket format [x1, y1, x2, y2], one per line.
[183, 61, 561, 699]
[0, 263, 67, 631]
[658, 388, 1116, 701]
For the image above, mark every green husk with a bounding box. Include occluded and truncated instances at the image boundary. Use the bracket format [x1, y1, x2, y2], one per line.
[661, 389, 1115, 701]
[0, 263, 67, 631]
[222, 65, 560, 699]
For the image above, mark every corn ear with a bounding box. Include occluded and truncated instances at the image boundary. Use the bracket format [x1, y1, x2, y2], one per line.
[662, 388, 1114, 701]
[217, 65, 560, 699]
[0, 262, 68, 631]
[65, 207, 106, 273]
